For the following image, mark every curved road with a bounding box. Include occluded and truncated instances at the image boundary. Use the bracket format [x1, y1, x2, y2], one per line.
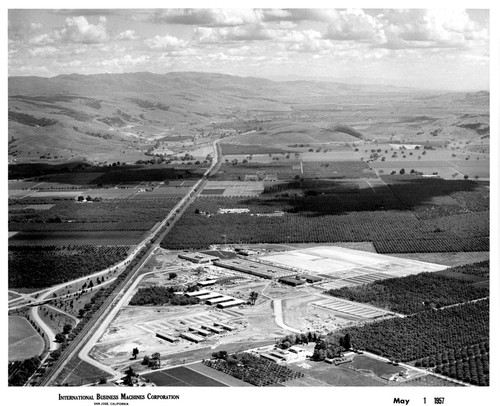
[272, 299, 302, 334]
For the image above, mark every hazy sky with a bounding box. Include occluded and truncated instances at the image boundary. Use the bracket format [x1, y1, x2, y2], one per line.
[8, 8, 490, 90]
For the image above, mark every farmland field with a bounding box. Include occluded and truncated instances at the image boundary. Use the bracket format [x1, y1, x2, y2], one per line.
[9, 316, 44, 362]
[8, 230, 145, 246]
[326, 262, 489, 314]
[143, 366, 228, 387]
[162, 183, 488, 253]
[9, 245, 130, 288]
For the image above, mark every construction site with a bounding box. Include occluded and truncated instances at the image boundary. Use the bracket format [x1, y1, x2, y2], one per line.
[88, 245, 449, 374]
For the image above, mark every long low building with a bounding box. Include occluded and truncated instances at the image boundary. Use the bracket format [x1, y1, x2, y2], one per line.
[180, 332, 204, 343]
[198, 279, 218, 287]
[206, 296, 234, 305]
[214, 322, 236, 331]
[202, 324, 224, 334]
[185, 289, 211, 297]
[188, 326, 212, 337]
[216, 298, 246, 309]
[197, 292, 223, 301]
[215, 259, 296, 279]
[178, 252, 220, 264]
[156, 332, 180, 343]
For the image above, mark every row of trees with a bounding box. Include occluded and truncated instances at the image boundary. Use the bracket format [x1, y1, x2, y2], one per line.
[129, 286, 200, 306]
[32, 243, 154, 385]
[203, 352, 304, 386]
[8, 356, 42, 386]
[9, 197, 181, 224]
[163, 203, 488, 254]
[327, 266, 489, 315]
[336, 300, 489, 364]
[8, 245, 129, 289]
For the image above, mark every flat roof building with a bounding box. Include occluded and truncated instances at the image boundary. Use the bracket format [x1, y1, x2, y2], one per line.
[216, 298, 246, 309]
[305, 275, 323, 283]
[279, 277, 306, 287]
[214, 322, 236, 331]
[206, 296, 234, 305]
[215, 259, 296, 280]
[156, 332, 180, 343]
[202, 325, 224, 334]
[197, 292, 223, 301]
[185, 289, 211, 297]
[178, 252, 219, 264]
[188, 326, 211, 337]
[198, 280, 217, 287]
[180, 332, 204, 343]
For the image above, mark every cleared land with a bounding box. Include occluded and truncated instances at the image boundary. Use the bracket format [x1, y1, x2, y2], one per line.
[260, 246, 447, 289]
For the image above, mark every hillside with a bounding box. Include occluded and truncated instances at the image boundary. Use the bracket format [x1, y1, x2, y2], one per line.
[8, 72, 489, 163]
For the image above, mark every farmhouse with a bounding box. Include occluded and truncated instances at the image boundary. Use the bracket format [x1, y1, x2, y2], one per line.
[381, 373, 397, 382]
[218, 208, 250, 214]
[263, 174, 278, 182]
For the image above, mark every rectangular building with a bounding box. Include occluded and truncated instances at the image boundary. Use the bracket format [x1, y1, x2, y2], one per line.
[188, 326, 211, 337]
[198, 280, 217, 287]
[178, 252, 219, 264]
[202, 325, 224, 334]
[184, 289, 211, 297]
[197, 292, 223, 301]
[156, 332, 180, 343]
[305, 275, 323, 283]
[215, 259, 296, 280]
[206, 296, 234, 305]
[279, 277, 306, 287]
[180, 332, 204, 343]
[216, 298, 246, 309]
[214, 322, 236, 331]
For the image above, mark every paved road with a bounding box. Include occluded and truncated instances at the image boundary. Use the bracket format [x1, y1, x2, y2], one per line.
[272, 299, 302, 334]
[40, 139, 221, 385]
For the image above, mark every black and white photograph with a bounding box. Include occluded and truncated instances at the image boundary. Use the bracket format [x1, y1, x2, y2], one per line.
[5, 2, 498, 405]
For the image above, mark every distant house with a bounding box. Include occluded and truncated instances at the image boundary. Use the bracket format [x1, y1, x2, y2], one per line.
[263, 174, 278, 182]
[218, 208, 250, 214]
[244, 174, 259, 182]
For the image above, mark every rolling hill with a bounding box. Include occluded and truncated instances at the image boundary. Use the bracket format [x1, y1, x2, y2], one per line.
[8, 72, 489, 163]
